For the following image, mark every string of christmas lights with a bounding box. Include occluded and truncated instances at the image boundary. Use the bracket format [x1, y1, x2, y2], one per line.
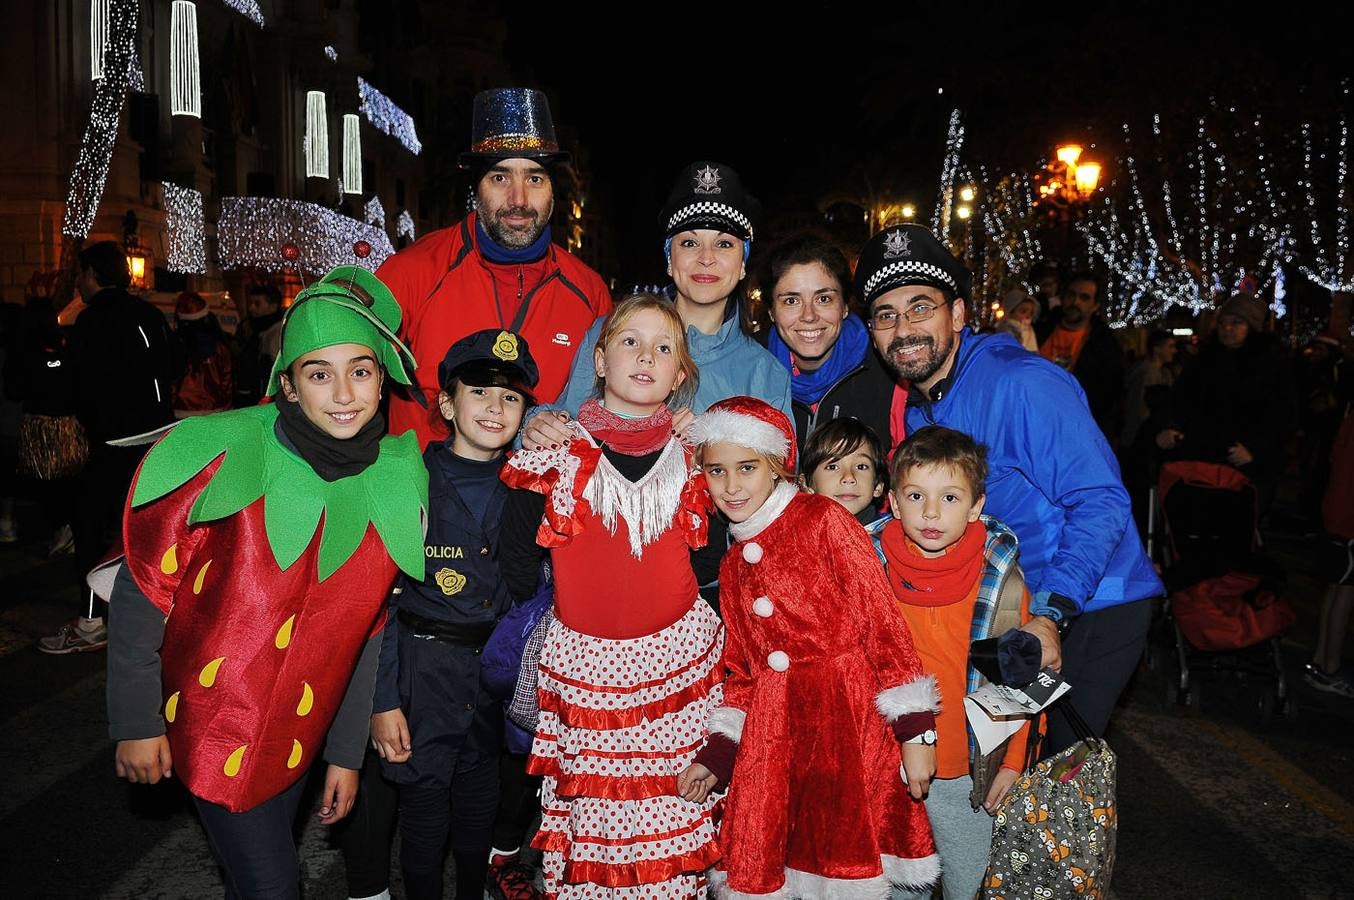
[90, 0, 109, 80]
[324, 45, 338, 62]
[932, 109, 963, 234]
[64, 0, 139, 239]
[342, 114, 362, 194]
[1296, 108, 1354, 293]
[161, 182, 206, 273]
[305, 91, 329, 178]
[1081, 113, 1289, 326]
[397, 210, 415, 242]
[169, 1, 201, 118]
[976, 168, 1044, 295]
[357, 77, 422, 155]
[222, 0, 264, 26]
[363, 195, 385, 228]
[217, 197, 394, 274]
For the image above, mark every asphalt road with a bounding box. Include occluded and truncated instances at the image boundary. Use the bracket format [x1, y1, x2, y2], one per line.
[1, 521, 1351, 899]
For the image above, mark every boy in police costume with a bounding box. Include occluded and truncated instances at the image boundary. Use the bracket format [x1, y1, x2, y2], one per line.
[367, 329, 539, 900]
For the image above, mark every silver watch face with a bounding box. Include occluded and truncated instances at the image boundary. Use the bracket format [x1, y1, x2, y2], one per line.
[923, 729, 937, 745]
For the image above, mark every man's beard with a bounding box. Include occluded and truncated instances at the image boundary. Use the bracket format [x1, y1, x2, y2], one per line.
[884, 333, 952, 383]
[477, 201, 546, 250]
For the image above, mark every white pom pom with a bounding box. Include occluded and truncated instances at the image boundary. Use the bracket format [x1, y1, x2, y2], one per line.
[742, 542, 763, 564]
[752, 596, 774, 618]
[767, 650, 790, 672]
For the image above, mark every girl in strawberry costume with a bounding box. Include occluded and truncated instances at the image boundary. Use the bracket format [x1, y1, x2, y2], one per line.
[498, 293, 726, 900]
[683, 396, 940, 899]
[102, 267, 428, 899]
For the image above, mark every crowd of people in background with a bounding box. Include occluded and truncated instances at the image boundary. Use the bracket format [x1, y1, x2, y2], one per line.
[0, 86, 1350, 899]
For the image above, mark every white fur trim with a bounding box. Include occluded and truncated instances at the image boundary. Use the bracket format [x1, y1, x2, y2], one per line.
[875, 674, 941, 721]
[709, 854, 941, 900]
[692, 408, 789, 458]
[708, 705, 746, 743]
[728, 480, 800, 542]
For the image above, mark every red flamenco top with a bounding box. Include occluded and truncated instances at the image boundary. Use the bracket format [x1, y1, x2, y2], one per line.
[501, 419, 712, 639]
[114, 405, 427, 812]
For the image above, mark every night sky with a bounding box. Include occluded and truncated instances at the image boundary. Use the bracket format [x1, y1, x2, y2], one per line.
[487, 7, 1349, 283]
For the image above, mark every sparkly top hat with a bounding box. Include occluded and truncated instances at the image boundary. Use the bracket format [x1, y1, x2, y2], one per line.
[459, 88, 570, 168]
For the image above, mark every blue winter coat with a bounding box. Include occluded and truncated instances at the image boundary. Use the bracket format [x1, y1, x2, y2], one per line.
[905, 329, 1163, 616]
[545, 306, 793, 418]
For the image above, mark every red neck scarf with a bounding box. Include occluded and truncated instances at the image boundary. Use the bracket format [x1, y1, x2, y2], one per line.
[577, 398, 673, 456]
[878, 517, 986, 607]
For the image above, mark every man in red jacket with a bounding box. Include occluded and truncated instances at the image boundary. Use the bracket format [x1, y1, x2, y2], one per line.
[378, 88, 612, 448]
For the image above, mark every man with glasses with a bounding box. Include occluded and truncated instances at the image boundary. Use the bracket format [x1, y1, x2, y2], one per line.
[856, 225, 1163, 758]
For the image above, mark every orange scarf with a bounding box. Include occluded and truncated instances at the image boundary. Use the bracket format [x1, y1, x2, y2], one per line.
[878, 518, 985, 606]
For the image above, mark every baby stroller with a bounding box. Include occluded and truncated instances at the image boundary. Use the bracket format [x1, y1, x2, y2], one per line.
[1151, 461, 1297, 721]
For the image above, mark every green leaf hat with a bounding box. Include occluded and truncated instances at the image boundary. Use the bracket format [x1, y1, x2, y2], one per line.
[265, 266, 416, 396]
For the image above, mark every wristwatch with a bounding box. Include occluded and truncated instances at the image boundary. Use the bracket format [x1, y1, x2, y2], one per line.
[907, 729, 938, 746]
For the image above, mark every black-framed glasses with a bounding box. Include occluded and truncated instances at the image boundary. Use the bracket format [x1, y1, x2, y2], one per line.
[868, 299, 949, 330]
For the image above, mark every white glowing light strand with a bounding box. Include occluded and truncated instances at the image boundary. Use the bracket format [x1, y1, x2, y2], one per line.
[931, 109, 964, 234]
[363, 195, 385, 228]
[1297, 116, 1354, 293]
[397, 210, 415, 241]
[357, 77, 422, 155]
[342, 114, 362, 195]
[305, 91, 329, 178]
[217, 197, 395, 273]
[161, 182, 206, 273]
[324, 45, 337, 62]
[65, 0, 139, 239]
[90, 0, 109, 80]
[169, 1, 201, 117]
[976, 169, 1044, 293]
[221, 0, 264, 26]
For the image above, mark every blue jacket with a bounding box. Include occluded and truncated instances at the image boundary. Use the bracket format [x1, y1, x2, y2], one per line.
[546, 308, 793, 418]
[905, 329, 1163, 617]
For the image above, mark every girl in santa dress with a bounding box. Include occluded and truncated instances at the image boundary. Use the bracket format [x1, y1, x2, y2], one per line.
[680, 396, 941, 899]
[498, 293, 727, 900]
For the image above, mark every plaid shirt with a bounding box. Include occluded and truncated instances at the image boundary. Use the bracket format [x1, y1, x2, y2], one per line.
[868, 513, 1023, 755]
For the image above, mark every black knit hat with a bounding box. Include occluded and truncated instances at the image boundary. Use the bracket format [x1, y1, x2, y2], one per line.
[659, 161, 760, 242]
[855, 225, 971, 309]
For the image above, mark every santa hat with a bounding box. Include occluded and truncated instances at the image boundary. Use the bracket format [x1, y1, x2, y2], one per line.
[693, 396, 797, 471]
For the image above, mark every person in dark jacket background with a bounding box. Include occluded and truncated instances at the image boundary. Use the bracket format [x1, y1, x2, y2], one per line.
[39, 241, 174, 655]
[760, 233, 901, 457]
[1155, 293, 1296, 513]
[1038, 270, 1125, 443]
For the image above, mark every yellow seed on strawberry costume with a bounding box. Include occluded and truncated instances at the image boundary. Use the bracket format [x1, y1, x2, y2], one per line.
[297, 682, 314, 716]
[164, 691, 180, 723]
[160, 543, 178, 575]
[287, 740, 303, 769]
[223, 744, 247, 777]
[198, 656, 226, 687]
[275, 614, 296, 649]
[193, 559, 212, 594]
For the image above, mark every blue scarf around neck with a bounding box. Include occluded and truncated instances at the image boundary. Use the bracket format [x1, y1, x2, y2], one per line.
[475, 217, 553, 265]
[768, 312, 870, 406]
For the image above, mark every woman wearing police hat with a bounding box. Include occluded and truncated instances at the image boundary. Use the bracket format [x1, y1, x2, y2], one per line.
[521, 161, 791, 449]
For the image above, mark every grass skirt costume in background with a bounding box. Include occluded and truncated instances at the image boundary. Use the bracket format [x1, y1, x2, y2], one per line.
[502, 401, 724, 900]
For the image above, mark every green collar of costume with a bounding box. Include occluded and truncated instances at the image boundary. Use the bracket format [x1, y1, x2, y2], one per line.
[130, 405, 428, 581]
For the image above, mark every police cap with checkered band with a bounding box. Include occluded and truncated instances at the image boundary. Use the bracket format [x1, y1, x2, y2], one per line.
[659, 161, 760, 242]
[854, 224, 971, 310]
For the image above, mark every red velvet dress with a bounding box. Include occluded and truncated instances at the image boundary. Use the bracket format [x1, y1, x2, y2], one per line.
[502, 428, 724, 900]
[710, 485, 940, 898]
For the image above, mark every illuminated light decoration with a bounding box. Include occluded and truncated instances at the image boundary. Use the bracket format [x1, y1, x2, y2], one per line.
[342, 114, 362, 195]
[1081, 114, 1290, 327]
[397, 210, 415, 242]
[304, 91, 329, 178]
[976, 169, 1045, 296]
[222, 0, 264, 26]
[324, 45, 337, 62]
[1296, 113, 1354, 294]
[357, 77, 422, 155]
[217, 197, 395, 274]
[65, 0, 139, 239]
[932, 109, 964, 234]
[169, 1, 201, 118]
[363, 196, 385, 228]
[161, 182, 207, 274]
[90, 0, 109, 80]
